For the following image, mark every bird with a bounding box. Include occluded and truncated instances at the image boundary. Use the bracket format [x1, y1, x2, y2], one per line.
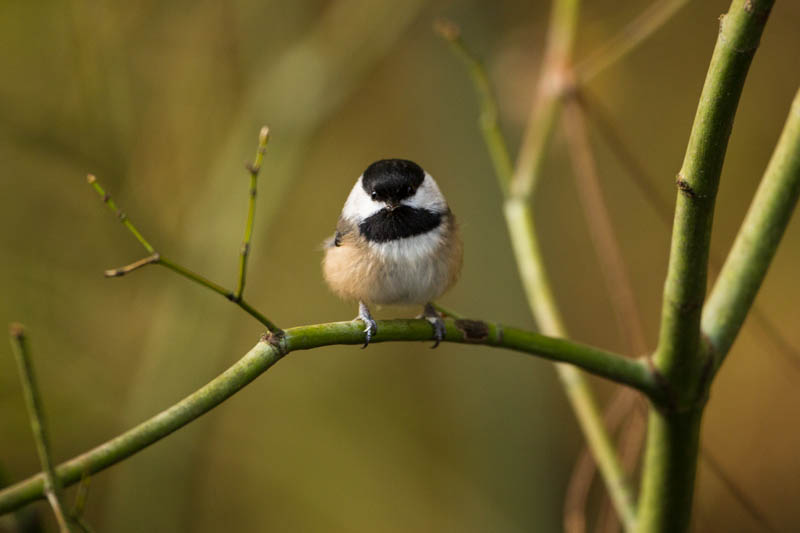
[322, 158, 462, 348]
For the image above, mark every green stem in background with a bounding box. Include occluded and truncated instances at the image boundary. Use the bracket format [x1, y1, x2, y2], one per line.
[702, 89, 800, 370]
[8, 324, 73, 533]
[0, 317, 660, 515]
[639, 2, 774, 532]
[575, 0, 691, 84]
[561, 96, 650, 533]
[510, 0, 579, 199]
[234, 126, 270, 301]
[503, 201, 638, 532]
[434, 20, 514, 194]
[437, 3, 639, 529]
[86, 175, 282, 334]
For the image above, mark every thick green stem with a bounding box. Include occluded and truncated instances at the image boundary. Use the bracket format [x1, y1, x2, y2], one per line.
[0, 318, 659, 515]
[654, 0, 774, 397]
[702, 89, 800, 368]
[9, 324, 72, 532]
[637, 407, 704, 533]
[640, 2, 774, 531]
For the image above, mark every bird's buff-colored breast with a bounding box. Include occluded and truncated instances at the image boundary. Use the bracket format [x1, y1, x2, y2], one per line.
[322, 214, 462, 306]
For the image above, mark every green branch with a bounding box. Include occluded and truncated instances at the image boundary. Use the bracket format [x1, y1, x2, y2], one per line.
[654, 0, 774, 402]
[640, 2, 774, 532]
[0, 318, 658, 515]
[8, 324, 72, 532]
[437, 4, 639, 529]
[234, 126, 270, 301]
[86, 174, 281, 334]
[702, 88, 800, 369]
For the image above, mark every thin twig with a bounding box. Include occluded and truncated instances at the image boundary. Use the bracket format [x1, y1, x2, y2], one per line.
[596, 393, 648, 533]
[86, 175, 155, 254]
[434, 20, 514, 194]
[510, 0, 579, 199]
[234, 126, 270, 301]
[71, 473, 90, 520]
[0, 316, 661, 514]
[560, 95, 649, 532]
[69, 473, 94, 533]
[563, 389, 638, 533]
[563, 440, 594, 533]
[561, 93, 652, 532]
[575, 0, 692, 84]
[87, 175, 281, 333]
[104, 253, 160, 278]
[700, 447, 777, 532]
[8, 324, 72, 533]
[562, 96, 649, 356]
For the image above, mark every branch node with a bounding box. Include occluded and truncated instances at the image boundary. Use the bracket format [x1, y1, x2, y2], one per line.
[645, 356, 678, 411]
[261, 329, 287, 354]
[9, 322, 24, 339]
[455, 319, 489, 342]
[433, 18, 461, 41]
[675, 173, 698, 198]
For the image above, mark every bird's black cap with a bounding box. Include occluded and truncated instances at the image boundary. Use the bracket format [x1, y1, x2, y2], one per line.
[361, 159, 425, 203]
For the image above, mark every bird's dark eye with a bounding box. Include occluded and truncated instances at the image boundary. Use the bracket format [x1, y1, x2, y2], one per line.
[371, 191, 378, 200]
[406, 185, 414, 195]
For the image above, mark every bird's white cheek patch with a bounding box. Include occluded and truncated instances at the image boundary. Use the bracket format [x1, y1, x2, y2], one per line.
[342, 176, 383, 222]
[402, 173, 448, 212]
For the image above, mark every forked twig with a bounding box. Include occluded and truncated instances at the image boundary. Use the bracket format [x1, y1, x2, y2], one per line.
[86, 128, 281, 334]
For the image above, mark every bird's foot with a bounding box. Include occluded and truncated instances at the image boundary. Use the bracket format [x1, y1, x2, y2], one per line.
[422, 303, 446, 349]
[356, 301, 378, 348]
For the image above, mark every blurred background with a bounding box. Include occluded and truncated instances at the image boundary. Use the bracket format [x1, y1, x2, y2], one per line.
[1, 0, 799, 531]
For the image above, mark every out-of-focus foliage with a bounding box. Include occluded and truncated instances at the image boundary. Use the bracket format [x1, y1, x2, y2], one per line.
[1, 1, 798, 531]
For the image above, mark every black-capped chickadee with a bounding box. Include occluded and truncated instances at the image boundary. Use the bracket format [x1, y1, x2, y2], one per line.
[323, 159, 462, 347]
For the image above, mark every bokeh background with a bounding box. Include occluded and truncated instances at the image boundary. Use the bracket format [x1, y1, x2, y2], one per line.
[1, 1, 799, 531]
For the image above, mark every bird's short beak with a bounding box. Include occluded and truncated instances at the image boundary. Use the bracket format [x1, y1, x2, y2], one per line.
[386, 201, 400, 211]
